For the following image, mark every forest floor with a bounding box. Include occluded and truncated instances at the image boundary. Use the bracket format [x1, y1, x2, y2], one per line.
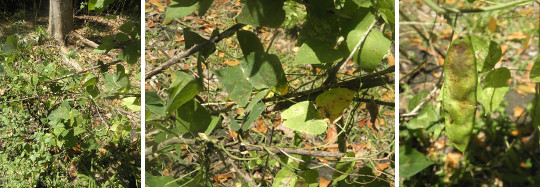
[0, 6, 141, 187]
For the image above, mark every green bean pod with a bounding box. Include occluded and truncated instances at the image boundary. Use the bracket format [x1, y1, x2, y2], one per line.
[443, 37, 477, 152]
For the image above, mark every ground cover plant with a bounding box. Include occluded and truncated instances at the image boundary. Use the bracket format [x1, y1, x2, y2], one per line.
[0, 0, 141, 186]
[145, 0, 395, 186]
[399, 0, 540, 186]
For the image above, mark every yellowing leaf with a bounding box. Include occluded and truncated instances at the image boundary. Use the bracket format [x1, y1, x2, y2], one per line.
[281, 101, 327, 135]
[315, 88, 356, 123]
[488, 16, 497, 34]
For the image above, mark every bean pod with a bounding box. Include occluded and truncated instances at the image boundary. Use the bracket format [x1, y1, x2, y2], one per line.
[443, 37, 477, 152]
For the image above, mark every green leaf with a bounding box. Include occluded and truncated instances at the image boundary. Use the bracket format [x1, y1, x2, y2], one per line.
[240, 51, 287, 90]
[114, 64, 130, 92]
[272, 168, 298, 187]
[229, 113, 241, 132]
[352, 0, 373, 7]
[281, 101, 327, 135]
[481, 67, 510, 112]
[236, 0, 285, 28]
[298, 0, 339, 45]
[347, 30, 391, 72]
[470, 35, 502, 72]
[88, 0, 115, 12]
[332, 160, 355, 182]
[339, 0, 375, 33]
[118, 43, 140, 64]
[2, 36, 17, 54]
[528, 96, 540, 127]
[213, 66, 252, 106]
[198, 0, 213, 16]
[175, 100, 212, 135]
[379, 7, 395, 24]
[82, 74, 98, 88]
[204, 116, 221, 135]
[73, 126, 86, 136]
[119, 21, 134, 33]
[122, 97, 141, 111]
[299, 169, 319, 187]
[93, 35, 116, 54]
[236, 30, 264, 56]
[116, 33, 130, 42]
[408, 90, 429, 111]
[406, 103, 439, 130]
[164, 0, 198, 22]
[530, 56, 540, 82]
[245, 89, 269, 112]
[146, 174, 181, 187]
[31, 75, 38, 86]
[399, 145, 434, 179]
[184, 29, 216, 58]
[293, 40, 341, 65]
[146, 91, 166, 117]
[167, 71, 203, 113]
[242, 102, 266, 131]
[48, 106, 70, 121]
[85, 85, 100, 98]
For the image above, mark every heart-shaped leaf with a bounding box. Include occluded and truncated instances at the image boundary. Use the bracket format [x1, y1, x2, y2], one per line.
[281, 101, 327, 135]
[236, 30, 264, 56]
[236, 0, 285, 28]
[347, 29, 391, 72]
[213, 66, 252, 106]
[481, 67, 511, 112]
[240, 51, 287, 90]
[315, 88, 356, 123]
[470, 35, 502, 72]
[164, 0, 198, 22]
[294, 40, 341, 65]
[166, 71, 203, 113]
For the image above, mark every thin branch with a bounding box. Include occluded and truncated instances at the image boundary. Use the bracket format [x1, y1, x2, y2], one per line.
[264, 66, 395, 112]
[219, 152, 257, 187]
[46, 60, 123, 83]
[399, 10, 446, 58]
[145, 23, 246, 80]
[401, 84, 440, 117]
[145, 137, 347, 158]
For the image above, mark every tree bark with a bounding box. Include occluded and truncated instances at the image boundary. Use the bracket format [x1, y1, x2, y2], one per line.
[48, 0, 73, 44]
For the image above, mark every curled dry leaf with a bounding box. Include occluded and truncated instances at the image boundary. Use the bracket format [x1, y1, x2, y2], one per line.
[375, 162, 391, 176]
[366, 97, 379, 129]
[213, 174, 233, 184]
[325, 124, 338, 145]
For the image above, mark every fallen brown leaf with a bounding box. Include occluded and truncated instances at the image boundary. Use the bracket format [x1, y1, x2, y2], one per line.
[319, 177, 331, 187]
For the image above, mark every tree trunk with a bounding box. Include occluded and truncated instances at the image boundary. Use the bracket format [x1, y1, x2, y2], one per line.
[48, 0, 73, 44]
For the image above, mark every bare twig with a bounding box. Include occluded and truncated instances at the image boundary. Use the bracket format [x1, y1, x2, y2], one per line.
[265, 66, 395, 113]
[219, 152, 257, 187]
[46, 60, 123, 83]
[145, 137, 347, 158]
[401, 84, 440, 117]
[145, 23, 246, 80]
[399, 10, 446, 58]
